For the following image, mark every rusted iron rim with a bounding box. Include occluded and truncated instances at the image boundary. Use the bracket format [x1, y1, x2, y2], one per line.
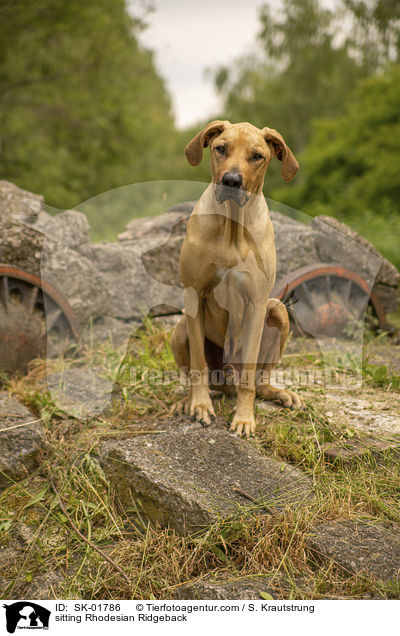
[0, 263, 80, 338]
[271, 262, 387, 329]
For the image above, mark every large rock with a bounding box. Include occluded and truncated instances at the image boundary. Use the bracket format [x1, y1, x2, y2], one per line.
[98, 420, 314, 535]
[310, 216, 399, 314]
[0, 181, 183, 327]
[0, 181, 44, 276]
[307, 520, 400, 582]
[36, 205, 183, 324]
[1, 182, 397, 333]
[119, 201, 399, 317]
[0, 392, 45, 491]
[34, 209, 109, 324]
[0, 181, 107, 325]
[46, 368, 115, 419]
[118, 204, 193, 242]
[92, 240, 183, 319]
[271, 211, 321, 281]
[118, 204, 192, 288]
[174, 576, 275, 600]
[311, 215, 399, 289]
[322, 435, 399, 465]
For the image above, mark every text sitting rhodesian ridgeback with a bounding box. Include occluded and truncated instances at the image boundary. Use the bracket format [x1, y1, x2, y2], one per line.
[171, 120, 304, 437]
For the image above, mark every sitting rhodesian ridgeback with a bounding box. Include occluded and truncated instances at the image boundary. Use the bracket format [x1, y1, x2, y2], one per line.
[171, 120, 304, 437]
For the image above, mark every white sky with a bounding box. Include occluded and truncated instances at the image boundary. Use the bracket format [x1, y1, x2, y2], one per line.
[136, 0, 336, 129]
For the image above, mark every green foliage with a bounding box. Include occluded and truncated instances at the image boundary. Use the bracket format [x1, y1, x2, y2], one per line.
[274, 65, 400, 267]
[214, 0, 369, 178]
[1, 0, 399, 271]
[215, 0, 400, 153]
[213, 1, 400, 270]
[342, 0, 400, 71]
[0, 0, 175, 209]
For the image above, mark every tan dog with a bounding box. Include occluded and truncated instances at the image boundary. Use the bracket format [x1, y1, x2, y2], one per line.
[171, 120, 304, 437]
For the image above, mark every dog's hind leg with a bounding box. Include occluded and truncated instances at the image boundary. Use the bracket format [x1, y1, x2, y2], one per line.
[256, 299, 305, 409]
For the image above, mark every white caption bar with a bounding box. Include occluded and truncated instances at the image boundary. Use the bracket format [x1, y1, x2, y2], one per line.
[2, 599, 397, 636]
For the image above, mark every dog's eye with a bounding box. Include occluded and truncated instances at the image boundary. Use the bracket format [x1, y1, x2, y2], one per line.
[252, 152, 264, 161]
[215, 145, 226, 155]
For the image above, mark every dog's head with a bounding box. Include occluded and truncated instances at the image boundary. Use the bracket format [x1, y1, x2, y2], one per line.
[185, 120, 299, 207]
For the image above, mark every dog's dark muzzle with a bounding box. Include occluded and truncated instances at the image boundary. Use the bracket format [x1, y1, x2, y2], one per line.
[215, 172, 247, 206]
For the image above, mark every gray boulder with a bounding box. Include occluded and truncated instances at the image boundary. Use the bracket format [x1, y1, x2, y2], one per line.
[46, 368, 115, 419]
[118, 205, 191, 288]
[0, 392, 45, 491]
[0, 180, 44, 276]
[92, 240, 183, 320]
[310, 215, 399, 314]
[272, 211, 321, 281]
[0, 181, 183, 327]
[119, 201, 399, 317]
[174, 576, 275, 600]
[98, 419, 314, 536]
[307, 519, 400, 582]
[118, 206, 192, 242]
[0, 181, 397, 337]
[35, 205, 183, 324]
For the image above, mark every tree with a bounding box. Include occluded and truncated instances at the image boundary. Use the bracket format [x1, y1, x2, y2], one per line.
[0, 0, 174, 209]
[274, 65, 400, 268]
[214, 0, 368, 155]
[342, 0, 400, 72]
[211, 0, 400, 196]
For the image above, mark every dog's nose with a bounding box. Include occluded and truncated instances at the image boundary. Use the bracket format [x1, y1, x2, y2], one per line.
[221, 172, 242, 188]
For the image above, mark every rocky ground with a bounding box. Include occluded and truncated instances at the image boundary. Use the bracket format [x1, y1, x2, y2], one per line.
[0, 319, 399, 600]
[0, 180, 399, 600]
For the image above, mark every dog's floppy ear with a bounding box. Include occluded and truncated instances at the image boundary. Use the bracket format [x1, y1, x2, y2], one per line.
[185, 120, 229, 166]
[262, 127, 299, 181]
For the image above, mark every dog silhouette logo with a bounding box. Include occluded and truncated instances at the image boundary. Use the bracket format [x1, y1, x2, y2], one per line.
[3, 602, 50, 633]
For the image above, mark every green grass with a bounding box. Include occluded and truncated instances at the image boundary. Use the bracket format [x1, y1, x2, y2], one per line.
[0, 320, 399, 600]
[362, 362, 400, 391]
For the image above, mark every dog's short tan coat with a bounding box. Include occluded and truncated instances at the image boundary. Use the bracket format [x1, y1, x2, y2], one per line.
[171, 120, 304, 436]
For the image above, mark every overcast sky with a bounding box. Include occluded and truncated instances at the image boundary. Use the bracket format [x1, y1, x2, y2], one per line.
[137, 0, 271, 128]
[136, 0, 336, 129]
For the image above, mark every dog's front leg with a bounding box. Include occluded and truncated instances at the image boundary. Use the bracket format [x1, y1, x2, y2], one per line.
[184, 287, 216, 426]
[230, 301, 267, 437]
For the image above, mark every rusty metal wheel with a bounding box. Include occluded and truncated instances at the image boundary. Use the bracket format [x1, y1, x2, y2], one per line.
[271, 263, 387, 338]
[0, 264, 79, 375]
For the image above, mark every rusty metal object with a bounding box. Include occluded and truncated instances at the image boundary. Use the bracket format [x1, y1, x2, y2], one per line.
[271, 263, 387, 337]
[0, 264, 79, 375]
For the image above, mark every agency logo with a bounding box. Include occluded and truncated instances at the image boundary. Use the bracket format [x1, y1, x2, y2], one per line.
[3, 603, 51, 634]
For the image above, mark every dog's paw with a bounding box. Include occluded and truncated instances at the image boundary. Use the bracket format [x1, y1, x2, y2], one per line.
[190, 396, 216, 427]
[230, 412, 256, 438]
[170, 397, 191, 417]
[276, 389, 305, 410]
